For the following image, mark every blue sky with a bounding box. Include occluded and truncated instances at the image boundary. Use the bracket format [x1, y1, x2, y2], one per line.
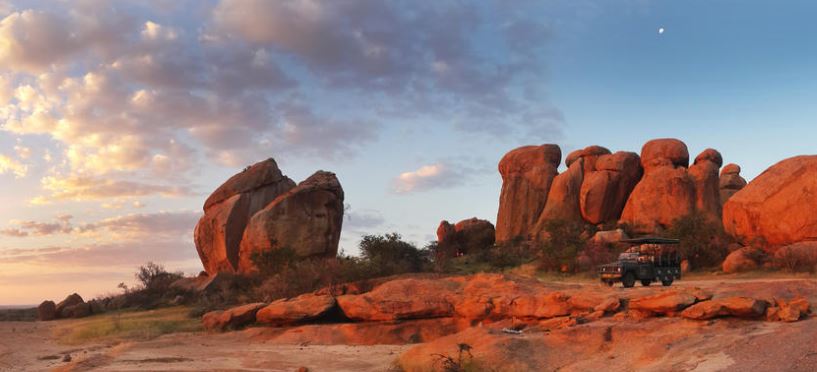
[1, 0, 816, 304]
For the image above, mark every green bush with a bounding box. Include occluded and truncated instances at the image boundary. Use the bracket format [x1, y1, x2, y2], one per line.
[475, 240, 538, 270]
[359, 233, 431, 276]
[249, 233, 432, 302]
[537, 219, 588, 272]
[665, 212, 730, 269]
[251, 247, 298, 277]
[96, 262, 191, 313]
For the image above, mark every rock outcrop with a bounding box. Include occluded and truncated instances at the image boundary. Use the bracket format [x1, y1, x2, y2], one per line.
[719, 163, 747, 205]
[495, 145, 561, 242]
[37, 301, 56, 321]
[240, 171, 344, 272]
[579, 151, 642, 225]
[203, 272, 814, 368]
[590, 229, 629, 246]
[337, 278, 458, 321]
[681, 297, 768, 320]
[496, 139, 738, 240]
[436, 218, 495, 257]
[35, 293, 93, 320]
[195, 159, 344, 274]
[55, 293, 85, 319]
[195, 159, 296, 274]
[723, 155, 817, 246]
[535, 157, 585, 230]
[689, 149, 723, 220]
[256, 294, 337, 325]
[569, 145, 611, 176]
[767, 296, 811, 322]
[722, 247, 762, 273]
[620, 139, 696, 232]
[203, 302, 267, 331]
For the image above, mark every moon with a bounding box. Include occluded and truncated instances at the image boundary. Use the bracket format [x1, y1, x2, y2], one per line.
[658, 27, 665, 35]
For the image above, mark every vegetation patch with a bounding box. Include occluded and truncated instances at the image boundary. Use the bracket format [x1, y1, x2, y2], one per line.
[53, 306, 201, 345]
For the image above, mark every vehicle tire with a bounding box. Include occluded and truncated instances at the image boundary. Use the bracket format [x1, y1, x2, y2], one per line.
[605, 280, 614, 287]
[641, 280, 651, 287]
[622, 272, 636, 288]
[661, 278, 673, 286]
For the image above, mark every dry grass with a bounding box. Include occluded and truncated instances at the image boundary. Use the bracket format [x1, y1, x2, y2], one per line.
[53, 306, 201, 345]
[683, 270, 817, 281]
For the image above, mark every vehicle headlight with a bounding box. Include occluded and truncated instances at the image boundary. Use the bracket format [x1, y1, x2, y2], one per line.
[616, 267, 621, 272]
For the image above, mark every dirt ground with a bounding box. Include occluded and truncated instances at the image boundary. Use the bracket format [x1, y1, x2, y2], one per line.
[0, 321, 408, 371]
[2, 276, 816, 372]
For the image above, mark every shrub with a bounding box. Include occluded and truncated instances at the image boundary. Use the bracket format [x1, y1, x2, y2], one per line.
[537, 219, 588, 272]
[136, 262, 183, 291]
[359, 233, 431, 276]
[97, 262, 191, 312]
[475, 240, 538, 270]
[774, 243, 817, 273]
[578, 241, 622, 271]
[665, 212, 730, 269]
[251, 247, 298, 277]
[249, 233, 433, 302]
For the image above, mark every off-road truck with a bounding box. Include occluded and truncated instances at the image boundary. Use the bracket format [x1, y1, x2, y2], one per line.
[597, 237, 682, 287]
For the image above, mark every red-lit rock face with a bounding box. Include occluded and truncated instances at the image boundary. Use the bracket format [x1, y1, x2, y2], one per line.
[723, 155, 817, 246]
[195, 158, 343, 275]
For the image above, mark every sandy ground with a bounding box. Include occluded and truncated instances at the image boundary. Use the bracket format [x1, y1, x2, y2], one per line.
[0, 321, 408, 371]
[2, 277, 816, 372]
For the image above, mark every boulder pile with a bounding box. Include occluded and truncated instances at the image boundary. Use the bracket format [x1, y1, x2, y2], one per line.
[495, 139, 738, 241]
[194, 158, 344, 275]
[436, 218, 495, 257]
[37, 293, 95, 321]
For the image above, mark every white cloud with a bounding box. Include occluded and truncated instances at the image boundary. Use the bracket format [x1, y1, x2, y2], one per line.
[1, 0, 562, 206]
[0, 153, 26, 178]
[392, 163, 464, 194]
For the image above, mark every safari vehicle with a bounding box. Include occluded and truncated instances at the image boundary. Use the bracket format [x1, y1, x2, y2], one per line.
[597, 237, 682, 288]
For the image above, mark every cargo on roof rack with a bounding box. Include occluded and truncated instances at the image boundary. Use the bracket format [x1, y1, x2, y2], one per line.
[619, 237, 680, 245]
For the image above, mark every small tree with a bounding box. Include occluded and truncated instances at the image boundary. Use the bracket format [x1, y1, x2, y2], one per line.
[665, 212, 730, 269]
[359, 233, 429, 275]
[136, 262, 182, 291]
[538, 219, 587, 272]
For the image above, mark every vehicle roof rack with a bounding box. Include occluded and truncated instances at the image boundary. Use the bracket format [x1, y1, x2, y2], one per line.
[619, 236, 680, 244]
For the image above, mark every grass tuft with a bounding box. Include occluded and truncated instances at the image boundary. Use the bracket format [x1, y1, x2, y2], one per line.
[53, 306, 201, 345]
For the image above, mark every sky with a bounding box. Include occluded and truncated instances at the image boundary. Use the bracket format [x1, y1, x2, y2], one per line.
[1, 0, 817, 305]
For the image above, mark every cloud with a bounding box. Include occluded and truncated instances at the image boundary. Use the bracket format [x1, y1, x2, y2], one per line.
[0, 211, 199, 240]
[0, 239, 195, 267]
[0, 216, 72, 237]
[0, 153, 26, 177]
[392, 162, 467, 194]
[1, 1, 562, 208]
[209, 1, 562, 140]
[344, 208, 386, 230]
[32, 175, 195, 203]
[78, 211, 200, 238]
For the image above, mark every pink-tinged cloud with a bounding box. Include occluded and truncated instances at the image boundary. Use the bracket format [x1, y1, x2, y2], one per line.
[32, 176, 195, 203]
[1, 211, 199, 238]
[392, 163, 465, 194]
